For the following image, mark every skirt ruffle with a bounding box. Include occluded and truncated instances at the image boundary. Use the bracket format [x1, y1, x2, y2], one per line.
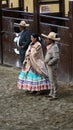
[17, 68, 50, 91]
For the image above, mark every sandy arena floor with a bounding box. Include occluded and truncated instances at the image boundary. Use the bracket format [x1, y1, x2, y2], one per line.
[0, 65, 73, 130]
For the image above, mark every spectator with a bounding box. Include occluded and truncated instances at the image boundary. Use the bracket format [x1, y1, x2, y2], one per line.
[17, 20, 31, 65]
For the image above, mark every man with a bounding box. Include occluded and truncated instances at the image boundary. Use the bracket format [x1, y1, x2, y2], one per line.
[18, 20, 31, 65]
[41, 32, 60, 100]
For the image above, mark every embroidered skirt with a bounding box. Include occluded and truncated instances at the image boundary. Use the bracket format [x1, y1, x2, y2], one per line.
[17, 68, 50, 91]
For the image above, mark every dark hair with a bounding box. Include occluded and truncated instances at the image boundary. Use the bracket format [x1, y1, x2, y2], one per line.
[31, 33, 41, 42]
[31, 33, 47, 57]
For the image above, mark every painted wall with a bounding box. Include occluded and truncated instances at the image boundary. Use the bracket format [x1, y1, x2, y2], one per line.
[9, 0, 18, 8]
[8, 0, 69, 15]
[24, 0, 33, 12]
[65, 0, 69, 16]
[40, 4, 59, 13]
[9, 0, 33, 12]
[40, 0, 69, 15]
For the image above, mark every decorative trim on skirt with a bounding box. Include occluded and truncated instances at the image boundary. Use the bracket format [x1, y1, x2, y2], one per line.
[17, 68, 50, 91]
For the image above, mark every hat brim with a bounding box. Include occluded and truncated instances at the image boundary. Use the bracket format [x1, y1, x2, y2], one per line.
[19, 23, 29, 27]
[41, 33, 60, 41]
[14, 23, 30, 27]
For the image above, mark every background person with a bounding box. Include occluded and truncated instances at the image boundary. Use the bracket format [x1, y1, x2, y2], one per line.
[17, 20, 31, 65]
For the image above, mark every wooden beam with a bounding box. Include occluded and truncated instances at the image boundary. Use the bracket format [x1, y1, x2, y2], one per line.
[0, 0, 3, 64]
[18, 0, 24, 10]
[69, 0, 73, 81]
[59, 0, 65, 17]
[33, 0, 40, 33]
[6, 0, 9, 7]
[39, 0, 59, 5]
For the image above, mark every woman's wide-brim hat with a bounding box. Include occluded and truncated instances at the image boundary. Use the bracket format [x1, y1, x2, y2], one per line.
[41, 32, 60, 41]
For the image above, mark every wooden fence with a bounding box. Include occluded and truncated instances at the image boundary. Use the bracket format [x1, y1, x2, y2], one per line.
[0, 1, 73, 82]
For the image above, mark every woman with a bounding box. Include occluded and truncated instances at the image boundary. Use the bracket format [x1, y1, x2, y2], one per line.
[17, 33, 50, 92]
[41, 32, 60, 100]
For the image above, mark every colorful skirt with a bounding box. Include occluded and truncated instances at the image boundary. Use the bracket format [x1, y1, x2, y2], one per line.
[17, 68, 50, 91]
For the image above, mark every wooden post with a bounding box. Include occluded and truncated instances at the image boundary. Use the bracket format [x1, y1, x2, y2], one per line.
[69, 0, 73, 81]
[18, 0, 24, 10]
[6, 0, 9, 7]
[59, 0, 65, 17]
[0, 0, 3, 64]
[33, 0, 40, 34]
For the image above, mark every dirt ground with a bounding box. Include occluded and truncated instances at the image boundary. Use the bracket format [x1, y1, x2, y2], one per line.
[0, 65, 73, 130]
